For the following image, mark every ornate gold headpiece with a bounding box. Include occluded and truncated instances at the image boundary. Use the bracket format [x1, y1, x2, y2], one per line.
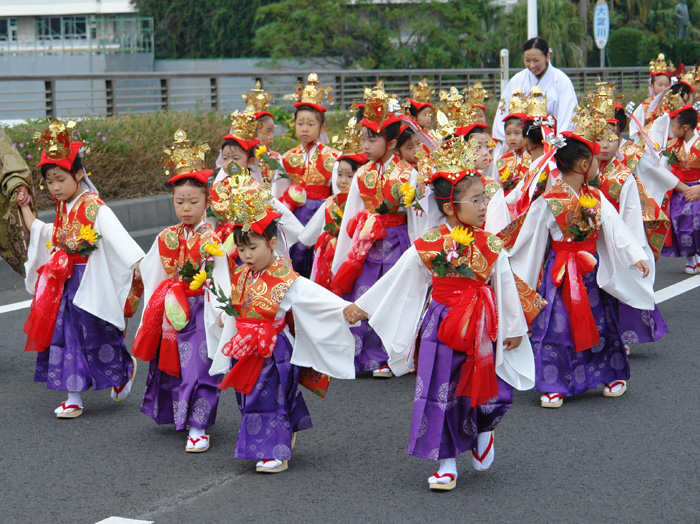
[242, 80, 273, 114]
[34, 119, 79, 161]
[227, 108, 260, 143]
[587, 82, 617, 121]
[294, 73, 334, 110]
[678, 70, 696, 88]
[464, 81, 491, 109]
[571, 105, 616, 144]
[649, 53, 673, 76]
[409, 78, 433, 104]
[418, 111, 479, 181]
[437, 87, 465, 123]
[162, 129, 211, 176]
[499, 87, 528, 116]
[216, 162, 276, 231]
[665, 92, 686, 114]
[333, 117, 364, 157]
[363, 80, 398, 126]
[526, 87, 548, 118]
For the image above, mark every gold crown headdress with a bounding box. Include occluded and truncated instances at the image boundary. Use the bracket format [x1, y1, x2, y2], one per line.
[225, 108, 260, 145]
[409, 78, 433, 104]
[34, 119, 79, 161]
[437, 87, 465, 123]
[677, 70, 696, 88]
[464, 81, 491, 109]
[526, 87, 548, 119]
[419, 111, 480, 182]
[362, 80, 399, 127]
[332, 117, 364, 157]
[243, 80, 273, 115]
[649, 53, 674, 76]
[216, 162, 277, 231]
[571, 105, 616, 144]
[586, 82, 617, 121]
[499, 87, 528, 116]
[665, 92, 686, 115]
[294, 73, 334, 110]
[162, 129, 211, 178]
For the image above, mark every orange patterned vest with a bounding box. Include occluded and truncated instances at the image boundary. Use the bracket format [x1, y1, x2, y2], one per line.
[157, 222, 217, 280]
[51, 192, 104, 263]
[282, 143, 339, 196]
[496, 150, 531, 194]
[666, 137, 700, 183]
[356, 155, 413, 214]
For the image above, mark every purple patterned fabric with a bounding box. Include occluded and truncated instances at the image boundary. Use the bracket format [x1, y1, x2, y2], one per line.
[290, 198, 325, 278]
[616, 303, 668, 345]
[344, 224, 411, 372]
[661, 183, 700, 257]
[34, 264, 133, 392]
[234, 331, 312, 460]
[530, 251, 630, 396]
[141, 295, 222, 430]
[409, 300, 513, 460]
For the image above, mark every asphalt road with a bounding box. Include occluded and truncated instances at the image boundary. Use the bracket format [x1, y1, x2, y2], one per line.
[1, 256, 699, 524]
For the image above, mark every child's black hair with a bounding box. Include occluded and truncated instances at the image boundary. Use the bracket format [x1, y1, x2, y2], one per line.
[432, 175, 482, 215]
[554, 139, 593, 174]
[408, 104, 430, 120]
[522, 120, 543, 145]
[40, 153, 84, 179]
[172, 177, 209, 193]
[355, 105, 365, 121]
[464, 126, 486, 142]
[366, 121, 402, 144]
[233, 219, 279, 246]
[504, 116, 524, 128]
[338, 157, 362, 173]
[221, 139, 252, 160]
[294, 105, 325, 125]
[676, 107, 698, 129]
[395, 126, 416, 149]
[670, 82, 693, 99]
[614, 106, 628, 134]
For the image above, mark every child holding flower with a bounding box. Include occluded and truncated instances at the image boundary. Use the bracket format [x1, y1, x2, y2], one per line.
[343, 135, 538, 491]
[20, 119, 144, 418]
[507, 108, 653, 409]
[132, 130, 224, 452]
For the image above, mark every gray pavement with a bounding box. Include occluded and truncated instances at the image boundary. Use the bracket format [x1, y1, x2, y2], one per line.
[1, 253, 699, 524]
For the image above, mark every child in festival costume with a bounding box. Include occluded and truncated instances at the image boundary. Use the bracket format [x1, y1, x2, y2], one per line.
[659, 98, 700, 272]
[298, 118, 368, 289]
[396, 125, 423, 167]
[131, 130, 224, 452]
[495, 87, 532, 196]
[630, 54, 674, 143]
[208, 168, 356, 474]
[507, 106, 654, 409]
[588, 83, 669, 352]
[243, 81, 282, 184]
[277, 73, 340, 278]
[20, 119, 144, 418]
[331, 81, 420, 377]
[404, 78, 437, 153]
[344, 133, 539, 491]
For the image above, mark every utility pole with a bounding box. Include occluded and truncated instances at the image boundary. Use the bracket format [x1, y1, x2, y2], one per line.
[580, 0, 588, 66]
[528, 0, 538, 38]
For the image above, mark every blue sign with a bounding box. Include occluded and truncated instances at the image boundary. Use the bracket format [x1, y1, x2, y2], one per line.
[594, 0, 610, 49]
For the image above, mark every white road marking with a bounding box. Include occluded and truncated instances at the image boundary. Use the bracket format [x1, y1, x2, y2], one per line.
[95, 518, 153, 524]
[0, 299, 32, 314]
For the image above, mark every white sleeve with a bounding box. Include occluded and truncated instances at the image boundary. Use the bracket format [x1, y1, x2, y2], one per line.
[505, 197, 552, 289]
[491, 252, 535, 391]
[492, 79, 517, 142]
[204, 252, 232, 360]
[332, 174, 365, 274]
[553, 71, 578, 133]
[282, 277, 356, 379]
[73, 206, 144, 330]
[634, 151, 678, 206]
[484, 187, 512, 234]
[356, 245, 431, 376]
[629, 104, 646, 142]
[649, 114, 671, 150]
[24, 218, 53, 294]
[297, 203, 326, 247]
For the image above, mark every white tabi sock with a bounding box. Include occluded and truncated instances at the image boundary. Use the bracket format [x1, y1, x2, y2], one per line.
[188, 426, 206, 439]
[437, 458, 457, 478]
[67, 392, 83, 408]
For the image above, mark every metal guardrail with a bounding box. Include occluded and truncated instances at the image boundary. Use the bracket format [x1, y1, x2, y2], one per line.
[0, 67, 650, 120]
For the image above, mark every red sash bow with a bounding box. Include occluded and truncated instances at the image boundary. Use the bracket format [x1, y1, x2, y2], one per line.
[24, 250, 84, 352]
[311, 231, 337, 291]
[219, 317, 286, 394]
[550, 238, 599, 352]
[432, 277, 499, 407]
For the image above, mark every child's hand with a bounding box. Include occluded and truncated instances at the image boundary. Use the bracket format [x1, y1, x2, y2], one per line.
[343, 304, 367, 324]
[685, 185, 700, 202]
[503, 336, 522, 351]
[133, 261, 142, 281]
[15, 186, 31, 207]
[217, 313, 225, 328]
[635, 260, 650, 278]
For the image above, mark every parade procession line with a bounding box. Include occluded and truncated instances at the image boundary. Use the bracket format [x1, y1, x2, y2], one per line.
[1, 274, 700, 316]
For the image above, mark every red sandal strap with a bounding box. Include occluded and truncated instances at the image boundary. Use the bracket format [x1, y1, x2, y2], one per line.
[431, 472, 455, 481]
[61, 402, 81, 411]
[544, 394, 562, 401]
[605, 381, 625, 390]
[472, 433, 494, 462]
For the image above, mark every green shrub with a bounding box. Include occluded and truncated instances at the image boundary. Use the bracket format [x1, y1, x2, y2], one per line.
[608, 27, 645, 67]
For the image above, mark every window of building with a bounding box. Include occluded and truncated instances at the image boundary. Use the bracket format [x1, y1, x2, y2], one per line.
[37, 16, 88, 40]
[0, 18, 18, 42]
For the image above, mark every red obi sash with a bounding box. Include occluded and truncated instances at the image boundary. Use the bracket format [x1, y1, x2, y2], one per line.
[24, 251, 87, 352]
[312, 231, 337, 291]
[132, 281, 204, 377]
[219, 317, 286, 394]
[280, 183, 331, 210]
[330, 209, 406, 295]
[432, 277, 499, 407]
[670, 166, 700, 183]
[550, 237, 599, 352]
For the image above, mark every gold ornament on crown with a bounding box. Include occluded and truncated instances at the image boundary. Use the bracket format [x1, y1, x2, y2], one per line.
[464, 81, 491, 109]
[161, 129, 210, 176]
[294, 73, 334, 108]
[217, 161, 275, 231]
[409, 78, 433, 104]
[437, 87, 465, 124]
[665, 92, 686, 114]
[363, 80, 398, 126]
[649, 53, 674, 75]
[34, 119, 80, 161]
[332, 117, 364, 157]
[242, 80, 273, 114]
[571, 105, 616, 144]
[678, 70, 696, 88]
[586, 82, 618, 121]
[526, 87, 548, 119]
[418, 110, 479, 182]
[498, 86, 528, 116]
[227, 108, 260, 143]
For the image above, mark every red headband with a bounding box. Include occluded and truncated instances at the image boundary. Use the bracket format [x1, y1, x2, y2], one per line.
[651, 72, 672, 79]
[407, 99, 433, 111]
[455, 122, 488, 137]
[503, 113, 527, 123]
[361, 114, 402, 133]
[254, 111, 275, 120]
[294, 102, 328, 113]
[168, 169, 213, 185]
[234, 211, 282, 239]
[561, 131, 601, 155]
[37, 141, 82, 172]
[222, 134, 261, 151]
[670, 104, 694, 118]
[337, 153, 368, 164]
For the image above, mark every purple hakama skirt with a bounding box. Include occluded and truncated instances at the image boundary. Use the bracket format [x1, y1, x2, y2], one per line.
[616, 303, 668, 345]
[530, 251, 630, 396]
[409, 300, 512, 460]
[141, 296, 222, 430]
[234, 331, 312, 460]
[34, 264, 133, 392]
[290, 198, 325, 278]
[661, 184, 700, 258]
[344, 224, 411, 372]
